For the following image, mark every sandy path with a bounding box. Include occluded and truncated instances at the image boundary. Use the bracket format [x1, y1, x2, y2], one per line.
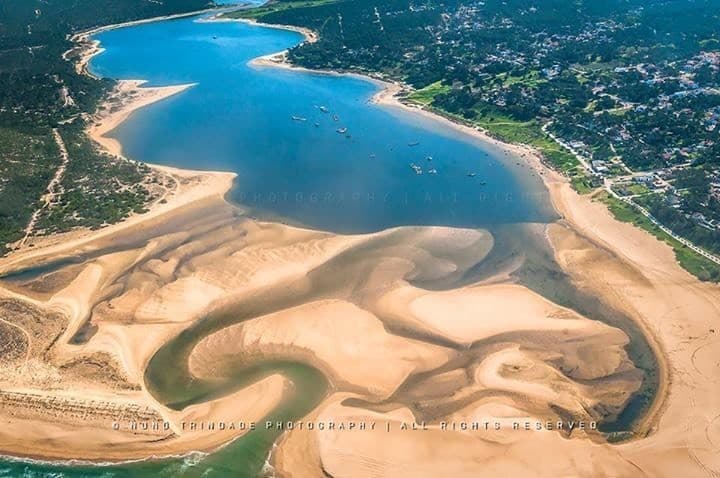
[17, 129, 70, 247]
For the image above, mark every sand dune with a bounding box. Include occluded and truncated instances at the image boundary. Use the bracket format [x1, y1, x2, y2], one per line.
[0, 174, 717, 476]
[0, 53, 718, 474]
[87, 80, 196, 158]
[546, 182, 720, 477]
[190, 299, 455, 401]
[287, 394, 640, 478]
[0, 211, 645, 464]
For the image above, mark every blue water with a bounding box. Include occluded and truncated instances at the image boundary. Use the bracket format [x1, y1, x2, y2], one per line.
[0, 12, 556, 477]
[90, 15, 554, 232]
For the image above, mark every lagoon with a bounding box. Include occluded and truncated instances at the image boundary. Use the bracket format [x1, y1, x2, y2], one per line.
[90, 15, 555, 232]
[0, 11, 558, 478]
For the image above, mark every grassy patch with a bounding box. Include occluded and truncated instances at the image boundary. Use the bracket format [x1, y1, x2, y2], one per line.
[224, 0, 340, 20]
[470, 112, 595, 192]
[499, 70, 547, 88]
[599, 192, 720, 281]
[626, 183, 651, 196]
[407, 81, 451, 105]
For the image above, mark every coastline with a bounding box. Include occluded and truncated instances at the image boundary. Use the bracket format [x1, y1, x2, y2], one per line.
[87, 79, 197, 158]
[241, 19, 720, 473]
[3, 37, 234, 273]
[245, 23, 552, 184]
[65, 7, 223, 78]
[0, 11, 718, 476]
[242, 14, 672, 428]
[208, 15, 318, 44]
[242, 23, 720, 476]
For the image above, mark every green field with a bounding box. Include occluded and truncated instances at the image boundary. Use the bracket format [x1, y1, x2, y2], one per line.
[224, 0, 341, 20]
[498, 70, 548, 88]
[407, 81, 451, 105]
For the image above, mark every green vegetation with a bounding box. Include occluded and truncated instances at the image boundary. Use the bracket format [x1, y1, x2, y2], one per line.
[36, 124, 159, 234]
[408, 84, 592, 191]
[239, 0, 720, 279]
[407, 81, 451, 106]
[0, 0, 210, 255]
[225, 0, 341, 20]
[600, 192, 720, 282]
[0, 128, 60, 250]
[626, 183, 651, 196]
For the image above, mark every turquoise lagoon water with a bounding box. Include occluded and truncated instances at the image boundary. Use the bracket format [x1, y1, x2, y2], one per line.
[0, 12, 557, 477]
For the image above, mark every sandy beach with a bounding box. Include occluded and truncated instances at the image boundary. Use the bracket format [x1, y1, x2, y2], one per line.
[0, 10, 718, 478]
[247, 22, 550, 182]
[87, 79, 197, 158]
[241, 19, 720, 477]
[1, 77, 234, 273]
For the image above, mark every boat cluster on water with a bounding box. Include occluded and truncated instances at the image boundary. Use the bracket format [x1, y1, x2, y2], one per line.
[291, 107, 486, 183]
[409, 154, 437, 175]
[292, 105, 354, 138]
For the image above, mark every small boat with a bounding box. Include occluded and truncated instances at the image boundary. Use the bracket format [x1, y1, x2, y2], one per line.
[213, 35, 218, 39]
[410, 163, 423, 175]
[333, 114, 339, 121]
[425, 155, 433, 161]
[408, 141, 420, 147]
[319, 106, 329, 113]
[291, 115, 307, 121]
[428, 168, 438, 174]
[479, 180, 487, 185]
[369, 154, 376, 159]
[314, 122, 320, 127]
[337, 127, 348, 134]
[467, 172, 476, 177]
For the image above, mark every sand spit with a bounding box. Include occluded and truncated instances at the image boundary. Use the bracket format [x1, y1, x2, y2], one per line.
[0, 11, 717, 477]
[1, 78, 234, 272]
[211, 15, 318, 44]
[0, 214, 645, 464]
[265, 187, 720, 478]
[0, 106, 718, 477]
[241, 23, 719, 474]
[7, 10, 234, 263]
[87, 79, 197, 158]
[546, 182, 720, 476]
[0, 375, 287, 461]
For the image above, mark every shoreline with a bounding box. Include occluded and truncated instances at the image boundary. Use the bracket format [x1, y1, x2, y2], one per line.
[2, 36, 234, 273]
[1, 10, 718, 475]
[209, 15, 318, 44]
[65, 7, 224, 78]
[245, 23, 554, 190]
[244, 28, 720, 474]
[87, 79, 197, 158]
[243, 17, 672, 436]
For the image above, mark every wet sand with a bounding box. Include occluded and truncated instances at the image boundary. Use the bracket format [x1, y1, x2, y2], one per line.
[0, 12, 718, 478]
